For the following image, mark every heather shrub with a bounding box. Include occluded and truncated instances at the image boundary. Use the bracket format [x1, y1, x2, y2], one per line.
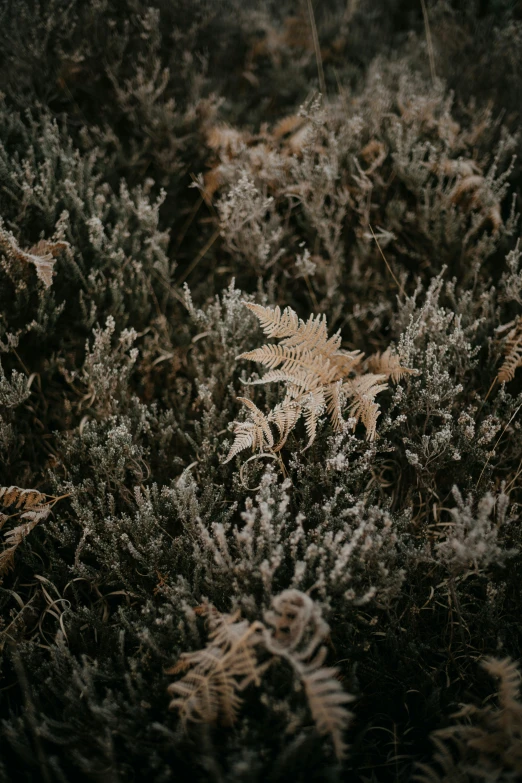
[0, 2, 521, 782]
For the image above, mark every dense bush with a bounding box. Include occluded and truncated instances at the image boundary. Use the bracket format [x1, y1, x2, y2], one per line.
[0, 1, 521, 780]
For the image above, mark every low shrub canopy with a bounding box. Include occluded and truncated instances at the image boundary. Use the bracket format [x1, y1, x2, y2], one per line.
[1, 1, 522, 780]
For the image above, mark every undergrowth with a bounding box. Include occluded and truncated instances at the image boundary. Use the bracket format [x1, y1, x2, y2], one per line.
[0, 1, 522, 781]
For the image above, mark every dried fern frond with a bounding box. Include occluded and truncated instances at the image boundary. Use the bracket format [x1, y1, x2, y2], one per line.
[238, 343, 337, 385]
[225, 303, 390, 460]
[167, 606, 267, 727]
[272, 114, 303, 138]
[206, 124, 249, 156]
[263, 589, 330, 660]
[0, 486, 47, 511]
[263, 590, 353, 760]
[332, 349, 364, 378]
[168, 591, 354, 761]
[449, 173, 503, 233]
[416, 656, 522, 783]
[324, 380, 345, 433]
[243, 303, 345, 360]
[0, 486, 53, 576]
[223, 397, 274, 463]
[497, 318, 522, 383]
[268, 399, 303, 451]
[0, 510, 50, 575]
[243, 303, 300, 339]
[344, 374, 389, 441]
[0, 225, 69, 288]
[366, 347, 418, 383]
[481, 656, 522, 714]
[303, 665, 354, 761]
[300, 388, 327, 449]
[0, 487, 69, 577]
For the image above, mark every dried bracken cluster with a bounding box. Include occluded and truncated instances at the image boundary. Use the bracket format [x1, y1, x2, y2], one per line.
[168, 590, 353, 760]
[225, 302, 414, 461]
[0, 487, 69, 576]
[0, 487, 52, 575]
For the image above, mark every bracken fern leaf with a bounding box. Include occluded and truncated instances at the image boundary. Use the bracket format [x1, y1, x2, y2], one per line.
[224, 302, 391, 460]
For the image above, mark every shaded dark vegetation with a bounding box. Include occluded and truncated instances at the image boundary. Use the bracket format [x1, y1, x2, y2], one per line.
[1, 0, 522, 780]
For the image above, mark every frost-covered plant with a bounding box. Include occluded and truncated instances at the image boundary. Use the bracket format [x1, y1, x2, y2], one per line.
[434, 487, 517, 577]
[217, 173, 285, 273]
[0, 2, 522, 782]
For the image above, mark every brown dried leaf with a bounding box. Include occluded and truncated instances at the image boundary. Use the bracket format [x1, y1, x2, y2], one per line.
[497, 318, 522, 384]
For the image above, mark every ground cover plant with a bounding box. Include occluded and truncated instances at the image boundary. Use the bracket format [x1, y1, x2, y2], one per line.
[0, 0, 522, 780]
